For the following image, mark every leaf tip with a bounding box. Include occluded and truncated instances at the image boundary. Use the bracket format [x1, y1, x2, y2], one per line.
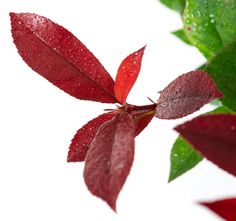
[9, 12, 16, 17]
[167, 176, 173, 183]
[107, 200, 117, 213]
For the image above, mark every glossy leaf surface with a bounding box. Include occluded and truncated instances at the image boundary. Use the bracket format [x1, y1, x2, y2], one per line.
[175, 114, 236, 176]
[10, 13, 117, 103]
[84, 112, 135, 211]
[67, 112, 115, 162]
[183, 0, 236, 58]
[114, 47, 145, 104]
[155, 71, 222, 119]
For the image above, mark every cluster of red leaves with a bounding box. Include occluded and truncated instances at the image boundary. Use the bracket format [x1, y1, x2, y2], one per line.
[10, 12, 236, 218]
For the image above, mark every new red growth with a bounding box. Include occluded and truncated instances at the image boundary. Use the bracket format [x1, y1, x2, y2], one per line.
[10, 12, 224, 212]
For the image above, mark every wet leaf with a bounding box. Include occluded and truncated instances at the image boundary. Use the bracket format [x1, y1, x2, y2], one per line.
[200, 198, 236, 221]
[10, 13, 117, 103]
[175, 114, 236, 176]
[67, 112, 115, 162]
[183, 0, 236, 58]
[168, 136, 203, 182]
[155, 71, 222, 119]
[206, 41, 236, 111]
[84, 112, 135, 211]
[114, 47, 145, 104]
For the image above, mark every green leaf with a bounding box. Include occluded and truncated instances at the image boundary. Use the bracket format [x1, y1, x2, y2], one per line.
[206, 41, 236, 111]
[168, 136, 203, 182]
[169, 105, 234, 182]
[172, 29, 192, 45]
[160, 0, 186, 14]
[210, 99, 221, 107]
[208, 105, 234, 114]
[183, 0, 236, 59]
[196, 63, 206, 71]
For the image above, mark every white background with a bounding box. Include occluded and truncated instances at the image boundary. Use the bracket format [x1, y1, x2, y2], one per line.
[1, 0, 236, 220]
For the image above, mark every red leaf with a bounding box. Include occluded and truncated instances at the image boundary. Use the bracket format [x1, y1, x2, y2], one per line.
[114, 46, 145, 104]
[155, 71, 222, 119]
[200, 198, 236, 221]
[67, 112, 115, 162]
[175, 114, 236, 176]
[10, 13, 117, 103]
[134, 113, 154, 136]
[83, 112, 135, 211]
[127, 104, 156, 136]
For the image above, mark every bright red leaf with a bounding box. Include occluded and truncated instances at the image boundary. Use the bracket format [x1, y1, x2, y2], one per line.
[67, 112, 115, 162]
[10, 13, 117, 103]
[83, 112, 135, 211]
[114, 46, 145, 104]
[155, 71, 222, 119]
[200, 198, 236, 221]
[175, 114, 236, 176]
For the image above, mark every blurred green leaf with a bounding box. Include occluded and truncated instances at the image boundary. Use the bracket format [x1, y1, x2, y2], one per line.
[206, 41, 236, 111]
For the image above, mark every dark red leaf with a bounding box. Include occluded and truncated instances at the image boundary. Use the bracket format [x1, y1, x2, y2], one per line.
[114, 46, 145, 104]
[67, 112, 115, 162]
[155, 71, 222, 119]
[10, 13, 117, 103]
[83, 112, 135, 211]
[127, 103, 156, 136]
[200, 198, 236, 221]
[134, 112, 154, 136]
[175, 114, 236, 176]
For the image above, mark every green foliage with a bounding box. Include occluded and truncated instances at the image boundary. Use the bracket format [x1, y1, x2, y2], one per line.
[208, 105, 234, 114]
[160, 0, 236, 182]
[206, 41, 236, 111]
[160, 0, 186, 14]
[169, 105, 234, 182]
[168, 136, 202, 182]
[172, 29, 191, 45]
[183, 0, 236, 59]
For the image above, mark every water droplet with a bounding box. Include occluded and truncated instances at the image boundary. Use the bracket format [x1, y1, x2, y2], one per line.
[186, 19, 191, 24]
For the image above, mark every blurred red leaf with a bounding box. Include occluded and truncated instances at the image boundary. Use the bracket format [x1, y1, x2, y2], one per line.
[67, 112, 115, 162]
[114, 46, 145, 104]
[200, 198, 236, 221]
[10, 13, 117, 103]
[83, 112, 135, 211]
[155, 71, 222, 119]
[175, 114, 236, 176]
